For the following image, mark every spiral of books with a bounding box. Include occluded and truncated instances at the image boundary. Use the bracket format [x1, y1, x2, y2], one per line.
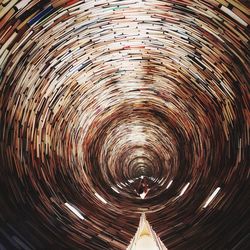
[0, 0, 249, 249]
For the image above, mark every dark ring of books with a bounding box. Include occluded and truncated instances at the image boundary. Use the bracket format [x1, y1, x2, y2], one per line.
[0, 0, 249, 249]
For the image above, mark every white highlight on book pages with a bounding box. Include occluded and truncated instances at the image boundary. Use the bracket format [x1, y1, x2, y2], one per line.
[178, 182, 190, 197]
[111, 186, 120, 194]
[203, 187, 221, 208]
[220, 6, 248, 27]
[95, 192, 108, 204]
[65, 202, 85, 220]
[166, 180, 173, 189]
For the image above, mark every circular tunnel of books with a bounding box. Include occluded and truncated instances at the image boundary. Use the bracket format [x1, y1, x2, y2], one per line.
[0, 1, 249, 249]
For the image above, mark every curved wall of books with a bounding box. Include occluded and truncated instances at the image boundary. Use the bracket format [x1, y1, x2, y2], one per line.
[0, 1, 249, 249]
